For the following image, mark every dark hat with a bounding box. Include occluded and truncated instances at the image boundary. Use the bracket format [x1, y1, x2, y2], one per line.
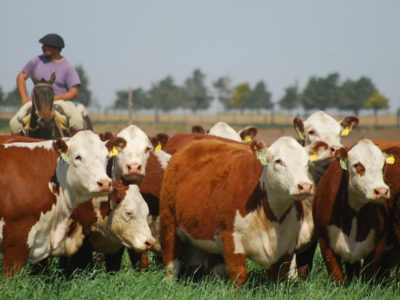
[39, 33, 65, 49]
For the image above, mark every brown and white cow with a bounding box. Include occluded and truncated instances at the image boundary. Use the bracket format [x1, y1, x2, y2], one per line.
[0, 131, 121, 276]
[192, 122, 257, 143]
[314, 139, 390, 283]
[160, 136, 314, 285]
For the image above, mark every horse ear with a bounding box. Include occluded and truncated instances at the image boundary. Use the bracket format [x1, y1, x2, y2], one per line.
[31, 75, 39, 85]
[49, 72, 56, 84]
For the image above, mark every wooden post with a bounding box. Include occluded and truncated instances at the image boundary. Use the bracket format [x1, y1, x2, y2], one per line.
[127, 86, 133, 125]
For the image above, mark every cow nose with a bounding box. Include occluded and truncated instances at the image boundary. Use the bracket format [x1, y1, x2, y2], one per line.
[127, 163, 142, 175]
[97, 179, 112, 192]
[144, 239, 156, 250]
[297, 183, 313, 194]
[374, 188, 389, 199]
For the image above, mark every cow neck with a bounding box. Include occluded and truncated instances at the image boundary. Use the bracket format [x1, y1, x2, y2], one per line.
[259, 165, 296, 222]
[331, 166, 380, 240]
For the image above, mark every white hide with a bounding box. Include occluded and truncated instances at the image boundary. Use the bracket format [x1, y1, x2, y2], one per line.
[153, 151, 171, 170]
[114, 125, 153, 180]
[208, 122, 242, 142]
[26, 131, 112, 262]
[346, 139, 389, 210]
[4, 140, 55, 150]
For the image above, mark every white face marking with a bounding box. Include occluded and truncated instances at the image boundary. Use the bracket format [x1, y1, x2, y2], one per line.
[115, 125, 153, 180]
[328, 219, 376, 263]
[232, 207, 300, 269]
[208, 122, 242, 142]
[59, 131, 111, 199]
[108, 185, 155, 252]
[303, 111, 343, 148]
[4, 140, 55, 150]
[347, 139, 389, 209]
[264, 137, 313, 204]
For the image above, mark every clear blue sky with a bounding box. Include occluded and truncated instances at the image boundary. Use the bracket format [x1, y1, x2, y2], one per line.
[1, 0, 399, 111]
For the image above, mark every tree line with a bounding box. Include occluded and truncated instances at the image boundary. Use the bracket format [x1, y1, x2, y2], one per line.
[0, 67, 390, 118]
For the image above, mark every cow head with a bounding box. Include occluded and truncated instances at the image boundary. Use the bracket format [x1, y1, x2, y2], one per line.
[294, 111, 359, 157]
[108, 184, 155, 252]
[208, 121, 242, 142]
[337, 139, 390, 209]
[262, 137, 314, 200]
[114, 125, 153, 183]
[53, 130, 117, 199]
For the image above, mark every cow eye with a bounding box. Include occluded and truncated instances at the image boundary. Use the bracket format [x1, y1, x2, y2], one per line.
[275, 159, 283, 165]
[308, 130, 316, 135]
[145, 146, 152, 152]
[353, 162, 365, 175]
[75, 155, 82, 161]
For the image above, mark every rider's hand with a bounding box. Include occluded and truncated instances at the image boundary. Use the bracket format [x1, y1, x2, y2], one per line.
[22, 98, 32, 104]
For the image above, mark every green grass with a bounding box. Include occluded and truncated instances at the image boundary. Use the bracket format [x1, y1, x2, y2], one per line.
[1, 251, 400, 300]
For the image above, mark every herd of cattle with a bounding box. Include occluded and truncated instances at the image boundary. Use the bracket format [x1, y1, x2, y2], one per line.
[1, 110, 400, 286]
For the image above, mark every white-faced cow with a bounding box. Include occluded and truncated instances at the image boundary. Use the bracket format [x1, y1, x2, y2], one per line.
[192, 122, 257, 143]
[0, 131, 120, 276]
[160, 136, 314, 285]
[314, 139, 390, 283]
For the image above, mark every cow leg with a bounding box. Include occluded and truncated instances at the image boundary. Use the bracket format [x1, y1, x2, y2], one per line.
[296, 240, 318, 280]
[2, 241, 29, 277]
[319, 238, 345, 284]
[362, 236, 388, 282]
[31, 258, 49, 275]
[205, 254, 226, 277]
[267, 254, 293, 282]
[345, 262, 361, 282]
[105, 247, 125, 272]
[221, 230, 247, 285]
[128, 249, 150, 270]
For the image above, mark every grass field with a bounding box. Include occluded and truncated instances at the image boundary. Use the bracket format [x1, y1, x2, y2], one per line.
[1, 250, 400, 300]
[1, 115, 400, 299]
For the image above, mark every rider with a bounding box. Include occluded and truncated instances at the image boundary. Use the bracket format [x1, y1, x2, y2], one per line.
[9, 33, 85, 135]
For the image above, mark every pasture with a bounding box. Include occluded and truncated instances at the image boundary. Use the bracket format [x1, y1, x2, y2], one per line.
[1, 114, 400, 299]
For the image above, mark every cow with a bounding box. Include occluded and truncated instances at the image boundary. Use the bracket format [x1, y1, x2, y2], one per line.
[291, 111, 359, 279]
[192, 122, 257, 143]
[314, 139, 390, 284]
[59, 181, 155, 275]
[160, 136, 314, 285]
[0, 131, 122, 276]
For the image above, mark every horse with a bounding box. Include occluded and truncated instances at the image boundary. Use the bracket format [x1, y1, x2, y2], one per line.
[25, 73, 68, 139]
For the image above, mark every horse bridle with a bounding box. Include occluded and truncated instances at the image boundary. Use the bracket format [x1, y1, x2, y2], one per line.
[30, 82, 55, 129]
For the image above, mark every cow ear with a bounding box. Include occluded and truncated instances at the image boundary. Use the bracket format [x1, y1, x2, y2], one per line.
[49, 72, 56, 84]
[239, 126, 258, 143]
[106, 137, 127, 153]
[31, 74, 39, 85]
[99, 132, 114, 142]
[53, 139, 68, 153]
[192, 125, 206, 134]
[334, 147, 348, 161]
[150, 133, 169, 149]
[293, 117, 305, 141]
[249, 140, 266, 153]
[308, 141, 329, 161]
[340, 116, 359, 136]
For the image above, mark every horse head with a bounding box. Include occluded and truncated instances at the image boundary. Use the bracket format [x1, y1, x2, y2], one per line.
[31, 72, 56, 126]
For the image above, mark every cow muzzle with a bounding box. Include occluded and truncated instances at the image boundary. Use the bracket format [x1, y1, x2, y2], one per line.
[96, 179, 113, 193]
[294, 183, 313, 196]
[373, 187, 390, 200]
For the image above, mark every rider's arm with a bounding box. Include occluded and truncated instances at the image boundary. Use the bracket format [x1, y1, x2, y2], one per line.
[17, 72, 31, 103]
[54, 86, 79, 101]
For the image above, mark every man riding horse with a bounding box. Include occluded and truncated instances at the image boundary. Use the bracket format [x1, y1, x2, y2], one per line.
[9, 33, 88, 137]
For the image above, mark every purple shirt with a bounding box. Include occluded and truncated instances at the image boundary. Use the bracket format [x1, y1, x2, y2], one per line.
[22, 55, 80, 96]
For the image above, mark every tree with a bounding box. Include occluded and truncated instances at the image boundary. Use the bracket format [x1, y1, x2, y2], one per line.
[230, 83, 251, 113]
[364, 91, 389, 126]
[75, 65, 93, 107]
[114, 88, 149, 110]
[3, 87, 20, 106]
[301, 73, 339, 111]
[148, 76, 184, 122]
[337, 76, 376, 115]
[182, 69, 212, 113]
[279, 84, 299, 115]
[213, 76, 232, 110]
[0, 86, 4, 105]
[247, 80, 272, 114]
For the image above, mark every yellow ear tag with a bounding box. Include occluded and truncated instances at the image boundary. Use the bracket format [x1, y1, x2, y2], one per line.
[155, 142, 162, 153]
[60, 152, 70, 163]
[386, 154, 395, 165]
[109, 147, 119, 157]
[340, 127, 350, 137]
[242, 135, 252, 143]
[309, 153, 318, 161]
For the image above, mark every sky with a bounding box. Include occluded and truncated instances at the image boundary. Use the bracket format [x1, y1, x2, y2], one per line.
[0, 0, 399, 111]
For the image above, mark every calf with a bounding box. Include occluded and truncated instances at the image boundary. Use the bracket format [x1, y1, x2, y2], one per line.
[160, 136, 314, 285]
[314, 139, 390, 283]
[0, 131, 120, 276]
